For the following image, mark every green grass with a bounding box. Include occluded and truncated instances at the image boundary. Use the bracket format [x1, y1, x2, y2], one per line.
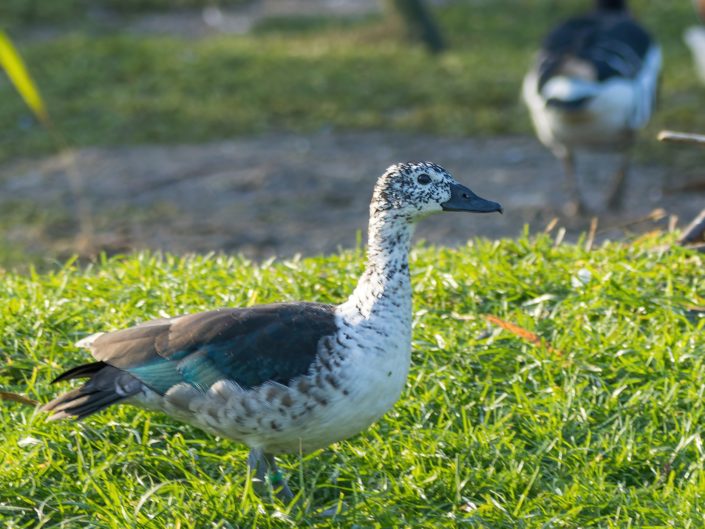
[2, 236, 705, 527]
[0, 0, 703, 165]
[0, 0, 250, 28]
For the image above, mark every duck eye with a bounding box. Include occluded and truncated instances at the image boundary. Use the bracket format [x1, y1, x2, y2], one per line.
[417, 173, 432, 185]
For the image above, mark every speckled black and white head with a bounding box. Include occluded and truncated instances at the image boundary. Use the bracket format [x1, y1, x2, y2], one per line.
[370, 161, 502, 220]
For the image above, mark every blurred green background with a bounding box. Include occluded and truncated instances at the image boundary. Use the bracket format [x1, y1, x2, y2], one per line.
[1, 0, 703, 163]
[0, 0, 704, 268]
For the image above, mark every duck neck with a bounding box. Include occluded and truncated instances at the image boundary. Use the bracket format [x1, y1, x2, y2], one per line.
[346, 211, 414, 320]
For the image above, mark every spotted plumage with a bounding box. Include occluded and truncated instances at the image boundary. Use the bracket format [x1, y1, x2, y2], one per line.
[43, 161, 502, 503]
[522, 0, 661, 213]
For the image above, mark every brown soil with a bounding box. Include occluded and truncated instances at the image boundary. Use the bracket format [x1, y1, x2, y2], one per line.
[1, 131, 702, 260]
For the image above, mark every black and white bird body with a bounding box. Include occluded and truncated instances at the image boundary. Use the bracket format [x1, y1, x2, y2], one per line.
[522, 0, 661, 212]
[43, 162, 502, 503]
[685, 0, 705, 84]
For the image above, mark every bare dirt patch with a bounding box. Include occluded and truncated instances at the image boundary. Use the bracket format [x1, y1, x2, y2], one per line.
[1, 131, 701, 261]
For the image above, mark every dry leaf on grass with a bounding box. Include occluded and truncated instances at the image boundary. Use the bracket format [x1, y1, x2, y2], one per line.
[485, 314, 564, 356]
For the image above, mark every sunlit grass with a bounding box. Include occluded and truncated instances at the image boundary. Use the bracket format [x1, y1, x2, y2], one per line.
[2, 236, 705, 527]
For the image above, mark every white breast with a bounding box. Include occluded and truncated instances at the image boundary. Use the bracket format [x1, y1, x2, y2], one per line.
[283, 296, 411, 446]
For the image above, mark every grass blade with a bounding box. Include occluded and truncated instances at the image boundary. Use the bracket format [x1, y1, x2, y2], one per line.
[0, 30, 50, 127]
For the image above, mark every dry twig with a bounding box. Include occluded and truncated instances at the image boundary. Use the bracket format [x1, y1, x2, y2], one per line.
[657, 129, 705, 252]
[658, 130, 705, 146]
[679, 209, 705, 246]
[0, 391, 39, 406]
[585, 217, 598, 251]
[485, 315, 564, 356]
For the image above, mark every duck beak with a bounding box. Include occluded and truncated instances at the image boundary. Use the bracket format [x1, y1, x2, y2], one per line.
[441, 183, 503, 214]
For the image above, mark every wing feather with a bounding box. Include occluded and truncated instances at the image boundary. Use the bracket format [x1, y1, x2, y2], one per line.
[536, 14, 654, 90]
[82, 302, 337, 394]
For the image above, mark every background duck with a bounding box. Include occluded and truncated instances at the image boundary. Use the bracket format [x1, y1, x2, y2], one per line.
[684, 0, 705, 84]
[523, 0, 661, 214]
[42, 161, 502, 506]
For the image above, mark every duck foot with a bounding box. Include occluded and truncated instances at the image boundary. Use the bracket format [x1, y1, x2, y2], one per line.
[247, 449, 295, 504]
[247, 449, 349, 516]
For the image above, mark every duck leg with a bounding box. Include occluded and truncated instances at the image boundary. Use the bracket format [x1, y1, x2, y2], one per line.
[605, 153, 630, 210]
[247, 448, 295, 504]
[247, 449, 344, 516]
[263, 452, 295, 503]
[559, 149, 586, 215]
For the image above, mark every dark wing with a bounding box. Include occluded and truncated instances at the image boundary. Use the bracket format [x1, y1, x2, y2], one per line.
[85, 302, 337, 394]
[536, 14, 654, 89]
[43, 362, 143, 420]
